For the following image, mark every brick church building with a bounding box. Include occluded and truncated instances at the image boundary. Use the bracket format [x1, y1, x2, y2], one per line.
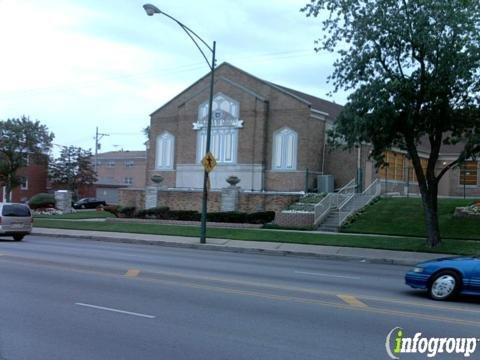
[120, 63, 479, 212]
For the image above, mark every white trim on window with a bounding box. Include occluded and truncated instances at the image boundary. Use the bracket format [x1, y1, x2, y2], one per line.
[20, 176, 28, 190]
[156, 132, 175, 170]
[195, 93, 240, 164]
[196, 128, 238, 164]
[272, 127, 298, 170]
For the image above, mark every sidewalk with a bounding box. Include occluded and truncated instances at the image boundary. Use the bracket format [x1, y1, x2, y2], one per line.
[31, 228, 451, 266]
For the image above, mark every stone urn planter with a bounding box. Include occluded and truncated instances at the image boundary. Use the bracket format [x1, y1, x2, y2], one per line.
[151, 175, 164, 185]
[226, 175, 241, 187]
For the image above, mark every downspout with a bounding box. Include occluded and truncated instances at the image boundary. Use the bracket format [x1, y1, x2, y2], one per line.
[321, 138, 327, 174]
[261, 100, 270, 192]
[251, 99, 258, 192]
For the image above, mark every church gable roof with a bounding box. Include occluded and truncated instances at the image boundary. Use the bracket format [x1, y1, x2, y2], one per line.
[149, 62, 343, 119]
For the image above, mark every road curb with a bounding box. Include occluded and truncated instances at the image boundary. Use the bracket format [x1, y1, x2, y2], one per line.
[30, 232, 420, 266]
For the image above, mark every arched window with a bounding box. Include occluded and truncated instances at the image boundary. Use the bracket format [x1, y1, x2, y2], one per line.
[195, 93, 242, 164]
[156, 132, 174, 169]
[272, 127, 297, 170]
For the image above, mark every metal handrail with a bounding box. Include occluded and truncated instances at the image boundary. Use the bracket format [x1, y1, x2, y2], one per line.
[363, 179, 381, 197]
[313, 192, 335, 226]
[336, 179, 381, 227]
[336, 179, 357, 194]
[313, 178, 357, 227]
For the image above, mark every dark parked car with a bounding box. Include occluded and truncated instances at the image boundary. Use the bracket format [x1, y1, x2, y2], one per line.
[73, 198, 106, 209]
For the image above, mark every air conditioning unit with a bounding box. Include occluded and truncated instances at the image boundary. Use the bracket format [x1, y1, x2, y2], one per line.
[317, 175, 334, 193]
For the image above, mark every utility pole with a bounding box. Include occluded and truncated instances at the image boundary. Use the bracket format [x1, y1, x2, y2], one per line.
[94, 127, 109, 172]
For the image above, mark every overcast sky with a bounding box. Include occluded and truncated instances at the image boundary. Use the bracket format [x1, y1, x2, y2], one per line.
[0, 0, 347, 155]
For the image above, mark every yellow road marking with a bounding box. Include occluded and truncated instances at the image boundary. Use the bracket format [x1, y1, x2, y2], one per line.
[131, 269, 480, 315]
[132, 276, 480, 328]
[338, 294, 368, 308]
[125, 269, 140, 277]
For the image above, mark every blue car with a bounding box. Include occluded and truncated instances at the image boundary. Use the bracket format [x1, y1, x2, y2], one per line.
[405, 257, 480, 300]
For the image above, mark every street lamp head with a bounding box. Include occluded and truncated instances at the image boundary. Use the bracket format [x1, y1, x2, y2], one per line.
[143, 3, 161, 16]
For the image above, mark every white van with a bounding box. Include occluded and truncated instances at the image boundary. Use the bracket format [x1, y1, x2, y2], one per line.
[0, 203, 32, 241]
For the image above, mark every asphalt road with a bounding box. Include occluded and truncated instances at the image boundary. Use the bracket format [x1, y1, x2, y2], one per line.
[0, 236, 479, 360]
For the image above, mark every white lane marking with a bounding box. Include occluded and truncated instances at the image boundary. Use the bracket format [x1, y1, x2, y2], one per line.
[75, 303, 156, 319]
[294, 270, 361, 280]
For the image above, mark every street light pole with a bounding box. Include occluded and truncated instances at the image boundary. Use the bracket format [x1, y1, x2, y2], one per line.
[143, 3, 216, 244]
[200, 41, 216, 244]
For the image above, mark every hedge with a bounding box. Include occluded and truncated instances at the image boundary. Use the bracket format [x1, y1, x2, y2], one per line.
[126, 207, 275, 224]
[29, 193, 55, 210]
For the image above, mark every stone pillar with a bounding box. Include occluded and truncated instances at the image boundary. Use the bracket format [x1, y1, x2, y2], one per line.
[144, 175, 164, 210]
[145, 186, 158, 209]
[221, 176, 241, 212]
[54, 190, 72, 213]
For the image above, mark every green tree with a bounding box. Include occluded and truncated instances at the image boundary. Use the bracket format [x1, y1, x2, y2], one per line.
[143, 125, 150, 147]
[303, 0, 480, 247]
[49, 146, 97, 197]
[0, 116, 54, 201]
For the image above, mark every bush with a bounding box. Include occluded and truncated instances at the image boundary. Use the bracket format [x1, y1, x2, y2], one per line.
[137, 206, 170, 219]
[28, 193, 55, 210]
[165, 210, 200, 221]
[207, 212, 247, 223]
[150, 206, 170, 218]
[246, 211, 276, 224]
[118, 206, 136, 218]
[103, 205, 120, 218]
[121, 208, 274, 224]
[136, 209, 148, 218]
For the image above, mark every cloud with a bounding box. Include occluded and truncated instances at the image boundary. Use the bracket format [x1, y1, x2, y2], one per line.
[0, 0, 348, 154]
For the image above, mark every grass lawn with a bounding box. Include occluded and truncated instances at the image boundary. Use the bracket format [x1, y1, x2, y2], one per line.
[34, 218, 480, 256]
[342, 197, 480, 240]
[34, 210, 115, 220]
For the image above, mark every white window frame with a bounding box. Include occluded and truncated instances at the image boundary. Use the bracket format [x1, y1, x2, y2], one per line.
[107, 161, 115, 167]
[124, 160, 134, 168]
[20, 176, 28, 190]
[272, 127, 298, 171]
[196, 128, 238, 164]
[156, 131, 175, 170]
[123, 177, 133, 185]
[195, 93, 240, 164]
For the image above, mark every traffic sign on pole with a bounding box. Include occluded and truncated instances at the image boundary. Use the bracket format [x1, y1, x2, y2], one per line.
[201, 152, 217, 173]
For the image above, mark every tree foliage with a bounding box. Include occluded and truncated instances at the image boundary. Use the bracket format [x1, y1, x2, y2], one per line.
[49, 146, 97, 196]
[303, 0, 480, 246]
[0, 116, 54, 201]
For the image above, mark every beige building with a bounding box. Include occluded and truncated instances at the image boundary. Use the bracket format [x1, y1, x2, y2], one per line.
[95, 150, 146, 203]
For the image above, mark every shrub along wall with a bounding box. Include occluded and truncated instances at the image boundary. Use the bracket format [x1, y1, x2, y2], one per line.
[104, 205, 276, 224]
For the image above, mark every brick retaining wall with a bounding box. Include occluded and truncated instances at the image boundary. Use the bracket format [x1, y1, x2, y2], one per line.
[274, 211, 315, 230]
[119, 188, 300, 214]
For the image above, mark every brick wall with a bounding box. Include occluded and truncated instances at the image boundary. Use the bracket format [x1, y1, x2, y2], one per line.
[9, 154, 48, 203]
[274, 211, 315, 229]
[119, 188, 300, 213]
[119, 188, 145, 209]
[238, 192, 300, 212]
[146, 63, 331, 192]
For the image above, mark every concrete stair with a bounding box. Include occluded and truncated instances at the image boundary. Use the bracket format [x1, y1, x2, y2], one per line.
[317, 194, 376, 232]
[317, 208, 340, 232]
